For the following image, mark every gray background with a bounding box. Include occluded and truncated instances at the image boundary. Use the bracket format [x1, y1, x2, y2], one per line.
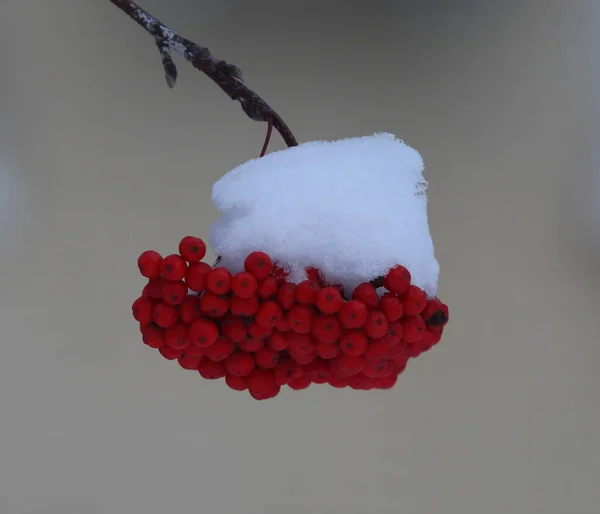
[1, 1, 599, 513]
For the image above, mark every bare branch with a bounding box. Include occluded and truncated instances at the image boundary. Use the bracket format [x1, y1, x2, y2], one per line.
[108, 0, 298, 154]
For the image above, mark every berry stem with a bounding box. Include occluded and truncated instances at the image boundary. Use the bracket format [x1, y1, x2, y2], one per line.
[108, 0, 298, 155]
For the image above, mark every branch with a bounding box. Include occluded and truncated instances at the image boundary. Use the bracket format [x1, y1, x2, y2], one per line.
[108, 0, 298, 154]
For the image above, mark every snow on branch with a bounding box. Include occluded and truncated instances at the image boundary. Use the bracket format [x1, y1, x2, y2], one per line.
[108, 0, 298, 156]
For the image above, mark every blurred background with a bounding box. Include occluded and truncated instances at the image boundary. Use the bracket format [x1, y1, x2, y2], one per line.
[0, 0, 599, 513]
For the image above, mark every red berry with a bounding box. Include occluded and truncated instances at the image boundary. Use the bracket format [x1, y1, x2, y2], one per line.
[386, 320, 404, 343]
[199, 293, 228, 318]
[206, 267, 232, 295]
[339, 330, 368, 356]
[331, 354, 365, 377]
[132, 296, 153, 326]
[220, 315, 247, 343]
[198, 359, 226, 379]
[272, 264, 289, 284]
[275, 314, 290, 332]
[286, 333, 315, 357]
[143, 278, 164, 299]
[363, 359, 393, 378]
[267, 331, 288, 351]
[159, 345, 182, 360]
[178, 295, 201, 324]
[421, 327, 443, 346]
[403, 315, 426, 343]
[338, 300, 368, 329]
[386, 340, 408, 359]
[254, 346, 280, 369]
[141, 324, 164, 349]
[255, 301, 283, 328]
[373, 373, 398, 390]
[276, 283, 297, 310]
[364, 310, 389, 340]
[288, 376, 311, 390]
[225, 352, 255, 376]
[273, 360, 297, 385]
[178, 352, 204, 370]
[393, 356, 408, 373]
[422, 298, 449, 327]
[161, 254, 188, 281]
[312, 314, 341, 344]
[384, 265, 411, 295]
[347, 374, 375, 390]
[137, 250, 163, 279]
[185, 262, 212, 292]
[316, 287, 343, 314]
[287, 305, 314, 334]
[304, 360, 332, 383]
[178, 236, 206, 263]
[185, 343, 206, 357]
[364, 340, 389, 365]
[164, 323, 190, 350]
[305, 266, 325, 285]
[161, 280, 188, 306]
[250, 386, 281, 401]
[152, 303, 179, 328]
[205, 336, 235, 362]
[352, 283, 379, 309]
[295, 280, 320, 305]
[225, 374, 248, 391]
[401, 285, 427, 316]
[379, 293, 404, 322]
[291, 350, 317, 365]
[257, 276, 278, 299]
[247, 321, 272, 339]
[188, 319, 219, 347]
[230, 295, 259, 316]
[328, 377, 348, 388]
[231, 272, 258, 299]
[247, 369, 276, 395]
[314, 340, 340, 359]
[244, 251, 273, 280]
[238, 337, 265, 353]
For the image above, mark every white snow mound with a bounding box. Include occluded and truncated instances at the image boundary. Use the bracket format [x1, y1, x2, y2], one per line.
[209, 133, 440, 297]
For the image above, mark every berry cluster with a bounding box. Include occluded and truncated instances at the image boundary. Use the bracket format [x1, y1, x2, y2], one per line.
[132, 236, 449, 401]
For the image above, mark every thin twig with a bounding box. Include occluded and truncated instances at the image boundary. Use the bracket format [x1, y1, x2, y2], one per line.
[108, 0, 298, 155]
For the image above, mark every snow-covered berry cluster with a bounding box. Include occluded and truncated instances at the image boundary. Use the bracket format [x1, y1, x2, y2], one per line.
[132, 236, 449, 401]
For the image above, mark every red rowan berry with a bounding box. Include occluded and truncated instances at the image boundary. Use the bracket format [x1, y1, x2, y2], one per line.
[339, 330, 368, 356]
[231, 271, 258, 299]
[230, 295, 259, 316]
[383, 265, 411, 295]
[312, 314, 341, 344]
[288, 376, 311, 390]
[401, 285, 427, 316]
[137, 250, 163, 279]
[244, 251, 273, 280]
[267, 331, 288, 351]
[185, 344, 206, 357]
[152, 302, 178, 328]
[422, 298, 449, 327]
[206, 267, 232, 295]
[316, 286, 343, 314]
[364, 310, 388, 340]
[141, 324, 164, 349]
[257, 276, 278, 299]
[185, 262, 212, 292]
[363, 359, 393, 378]
[178, 236, 206, 263]
[352, 283, 379, 309]
[247, 369, 276, 395]
[403, 315, 426, 343]
[199, 293, 228, 318]
[250, 386, 281, 401]
[159, 345, 182, 360]
[225, 374, 248, 391]
[385, 320, 404, 344]
[286, 333, 315, 357]
[161, 254, 187, 281]
[188, 319, 219, 347]
[255, 301, 283, 328]
[164, 323, 189, 350]
[305, 266, 325, 285]
[328, 377, 348, 388]
[288, 305, 314, 334]
[304, 360, 331, 383]
[161, 280, 188, 306]
[276, 283, 297, 310]
[379, 293, 404, 322]
[220, 315, 247, 343]
[365, 340, 389, 365]
[275, 314, 290, 332]
[393, 357, 408, 373]
[386, 340, 408, 359]
[225, 352, 255, 376]
[198, 359, 226, 379]
[272, 264, 289, 284]
[254, 346, 280, 369]
[331, 354, 365, 377]
[178, 295, 201, 324]
[291, 351, 317, 365]
[143, 278, 163, 300]
[273, 360, 297, 385]
[338, 300, 368, 329]
[246, 321, 272, 339]
[132, 296, 153, 326]
[178, 352, 204, 370]
[373, 373, 398, 390]
[238, 337, 265, 353]
[295, 280, 320, 305]
[205, 337, 235, 362]
[314, 340, 340, 359]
